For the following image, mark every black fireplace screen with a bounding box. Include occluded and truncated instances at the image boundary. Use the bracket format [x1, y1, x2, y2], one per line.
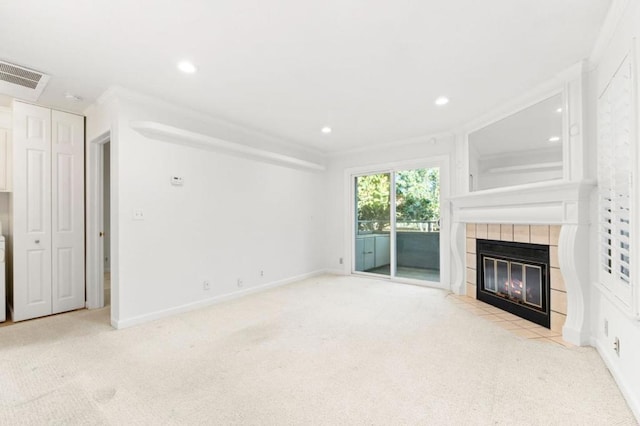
[477, 239, 550, 328]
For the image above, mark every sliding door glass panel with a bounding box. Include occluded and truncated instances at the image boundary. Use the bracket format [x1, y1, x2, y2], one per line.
[355, 173, 391, 275]
[394, 168, 440, 281]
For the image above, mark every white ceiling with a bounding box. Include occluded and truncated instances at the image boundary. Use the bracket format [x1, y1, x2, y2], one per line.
[0, 0, 611, 154]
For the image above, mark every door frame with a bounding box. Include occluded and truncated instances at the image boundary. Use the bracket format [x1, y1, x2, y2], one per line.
[345, 156, 451, 289]
[86, 131, 110, 310]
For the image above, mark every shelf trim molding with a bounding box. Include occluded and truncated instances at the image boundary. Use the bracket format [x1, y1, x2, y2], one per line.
[449, 180, 595, 225]
[130, 120, 326, 171]
[486, 161, 563, 174]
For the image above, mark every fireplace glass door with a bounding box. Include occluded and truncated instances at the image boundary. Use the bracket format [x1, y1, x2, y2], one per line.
[477, 239, 550, 327]
[483, 257, 542, 309]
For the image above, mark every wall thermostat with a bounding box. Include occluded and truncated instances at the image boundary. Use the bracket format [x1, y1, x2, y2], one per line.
[170, 176, 184, 186]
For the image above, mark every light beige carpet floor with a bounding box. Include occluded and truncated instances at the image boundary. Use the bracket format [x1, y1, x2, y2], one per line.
[0, 275, 637, 425]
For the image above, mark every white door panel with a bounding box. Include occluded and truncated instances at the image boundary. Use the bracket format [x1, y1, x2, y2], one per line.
[51, 110, 84, 314]
[26, 249, 48, 303]
[26, 149, 47, 232]
[13, 102, 52, 321]
[55, 247, 73, 298]
[55, 154, 73, 231]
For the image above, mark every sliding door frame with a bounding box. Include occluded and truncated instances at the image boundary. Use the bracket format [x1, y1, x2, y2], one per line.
[352, 171, 396, 279]
[345, 156, 451, 289]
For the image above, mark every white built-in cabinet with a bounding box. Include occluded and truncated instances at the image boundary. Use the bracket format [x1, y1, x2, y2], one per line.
[11, 101, 84, 321]
[355, 234, 390, 271]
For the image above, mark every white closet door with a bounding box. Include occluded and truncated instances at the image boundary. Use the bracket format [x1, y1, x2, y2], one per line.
[12, 102, 52, 321]
[51, 110, 85, 314]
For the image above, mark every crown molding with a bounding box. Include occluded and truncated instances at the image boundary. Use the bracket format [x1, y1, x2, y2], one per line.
[588, 0, 633, 69]
[326, 130, 455, 158]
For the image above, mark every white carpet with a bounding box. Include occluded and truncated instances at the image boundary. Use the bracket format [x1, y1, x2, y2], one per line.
[0, 275, 636, 425]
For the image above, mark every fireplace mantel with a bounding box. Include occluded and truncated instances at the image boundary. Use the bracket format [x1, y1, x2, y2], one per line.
[449, 180, 596, 346]
[449, 180, 595, 225]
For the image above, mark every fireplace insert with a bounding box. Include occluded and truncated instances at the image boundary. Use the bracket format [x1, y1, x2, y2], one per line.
[476, 239, 550, 328]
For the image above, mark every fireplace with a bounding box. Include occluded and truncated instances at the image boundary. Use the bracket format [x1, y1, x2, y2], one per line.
[452, 182, 595, 345]
[476, 239, 550, 328]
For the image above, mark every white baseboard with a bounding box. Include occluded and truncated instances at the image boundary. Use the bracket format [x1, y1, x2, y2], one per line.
[112, 270, 328, 329]
[595, 339, 640, 422]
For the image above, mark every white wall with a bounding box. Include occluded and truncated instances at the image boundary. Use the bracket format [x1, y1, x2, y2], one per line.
[589, 0, 640, 419]
[86, 89, 460, 327]
[87, 92, 327, 327]
[0, 95, 12, 108]
[324, 136, 457, 284]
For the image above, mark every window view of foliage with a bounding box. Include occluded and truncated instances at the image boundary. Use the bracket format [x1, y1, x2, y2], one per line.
[356, 173, 391, 232]
[356, 168, 440, 233]
[396, 168, 440, 231]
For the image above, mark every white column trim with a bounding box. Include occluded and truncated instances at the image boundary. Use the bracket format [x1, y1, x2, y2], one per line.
[450, 222, 466, 295]
[558, 224, 591, 345]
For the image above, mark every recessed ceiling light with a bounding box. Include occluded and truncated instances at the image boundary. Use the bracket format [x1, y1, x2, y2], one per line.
[548, 136, 561, 142]
[321, 126, 332, 134]
[556, 107, 563, 113]
[434, 96, 449, 106]
[177, 61, 197, 74]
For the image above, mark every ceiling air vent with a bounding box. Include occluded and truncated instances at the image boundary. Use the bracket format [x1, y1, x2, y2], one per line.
[0, 60, 50, 101]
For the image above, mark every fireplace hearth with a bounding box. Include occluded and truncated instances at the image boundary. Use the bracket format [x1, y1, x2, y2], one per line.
[476, 239, 550, 328]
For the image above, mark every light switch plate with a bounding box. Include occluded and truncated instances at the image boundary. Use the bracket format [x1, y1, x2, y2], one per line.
[133, 209, 144, 220]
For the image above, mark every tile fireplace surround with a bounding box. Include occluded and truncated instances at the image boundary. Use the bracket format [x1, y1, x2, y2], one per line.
[465, 224, 565, 333]
[450, 181, 595, 346]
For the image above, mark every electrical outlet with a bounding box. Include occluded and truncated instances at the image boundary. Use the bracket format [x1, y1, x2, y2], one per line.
[237, 278, 243, 288]
[604, 319, 608, 337]
[614, 337, 620, 356]
[260, 270, 264, 277]
[339, 257, 343, 265]
[203, 280, 210, 291]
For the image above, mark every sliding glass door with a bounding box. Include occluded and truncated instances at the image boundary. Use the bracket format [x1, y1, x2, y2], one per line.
[354, 173, 391, 276]
[354, 167, 440, 283]
[395, 168, 440, 282]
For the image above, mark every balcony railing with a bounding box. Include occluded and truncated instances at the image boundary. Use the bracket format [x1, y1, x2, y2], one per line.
[357, 220, 439, 233]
